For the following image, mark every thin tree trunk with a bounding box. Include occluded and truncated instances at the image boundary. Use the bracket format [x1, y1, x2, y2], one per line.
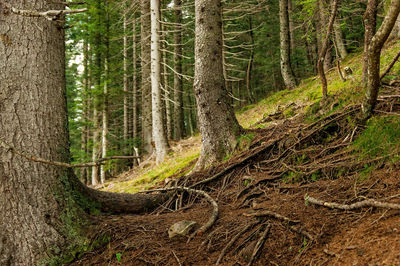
[280, 0, 297, 89]
[173, 0, 185, 140]
[162, 29, 172, 140]
[194, 0, 243, 170]
[288, 0, 295, 52]
[363, 0, 400, 118]
[81, 37, 89, 184]
[334, 18, 348, 59]
[123, 10, 129, 149]
[363, 0, 379, 85]
[246, 17, 255, 103]
[317, 0, 339, 99]
[100, 57, 108, 184]
[132, 16, 138, 144]
[316, 0, 333, 71]
[151, 0, 170, 164]
[141, 0, 153, 156]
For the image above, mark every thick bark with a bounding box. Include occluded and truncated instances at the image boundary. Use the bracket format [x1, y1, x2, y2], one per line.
[279, 0, 296, 89]
[362, 0, 400, 118]
[334, 18, 348, 59]
[0, 1, 85, 264]
[362, 0, 378, 85]
[141, 0, 153, 156]
[173, 0, 185, 140]
[317, 0, 339, 99]
[151, 0, 170, 164]
[194, 0, 243, 170]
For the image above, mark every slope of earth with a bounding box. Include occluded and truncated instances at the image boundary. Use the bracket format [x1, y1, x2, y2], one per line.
[70, 42, 400, 265]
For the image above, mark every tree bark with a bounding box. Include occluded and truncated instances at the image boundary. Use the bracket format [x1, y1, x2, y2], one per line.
[279, 0, 297, 89]
[132, 16, 139, 149]
[123, 10, 129, 150]
[316, 0, 333, 71]
[141, 0, 153, 156]
[173, 0, 185, 141]
[151, 0, 170, 164]
[246, 17, 255, 103]
[362, 0, 379, 85]
[334, 18, 348, 59]
[194, 0, 243, 170]
[100, 57, 108, 184]
[317, 0, 339, 99]
[362, 0, 400, 118]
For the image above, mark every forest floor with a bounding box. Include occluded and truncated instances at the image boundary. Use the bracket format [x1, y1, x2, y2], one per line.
[70, 43, 400, 265]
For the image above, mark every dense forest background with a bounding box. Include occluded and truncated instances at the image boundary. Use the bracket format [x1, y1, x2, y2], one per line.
[66, 0, 392, 185]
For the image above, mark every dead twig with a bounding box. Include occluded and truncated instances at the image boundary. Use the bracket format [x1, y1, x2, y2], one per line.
[305, 195, 400, 210]
[247, 223, 271, 266]
[244, 210, 300, 224]
[216, 222, 258, 265]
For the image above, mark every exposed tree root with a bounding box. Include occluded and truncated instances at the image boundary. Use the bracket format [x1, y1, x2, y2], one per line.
[216, 221, 258, 265]
[247, 223, 271, 266]
[140, 186, 219, 238]
[305, 195, 400, 210]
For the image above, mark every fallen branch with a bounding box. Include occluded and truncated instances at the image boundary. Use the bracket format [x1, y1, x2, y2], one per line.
[10, 6, 87, 20]
[139, 186, 219, 237]
[216, 222, 258, 265]
[0, 137, 139, 168]
[244, 210, 300, 224]
[247, 223, 271, 266]
[305, 195, 400, 210]
[380, 49, 400, 80]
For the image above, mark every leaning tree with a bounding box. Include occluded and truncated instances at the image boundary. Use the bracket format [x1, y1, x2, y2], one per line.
[0, 1, 168, 264]
[193, 0, 243, 170]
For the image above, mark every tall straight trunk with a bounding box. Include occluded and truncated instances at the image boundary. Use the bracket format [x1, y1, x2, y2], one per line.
[162, 30, 172, 140]
[151, 0, 170, 164]
[123, 11, 129, 148]
[317, 0, 339, 99]
[92, 105, 100, 185]
[100, 58, 108, 184]
[132, 17, 139, 144]
[288, 0, 295, 52]
[173, 0, 185, 140]
[194, 0, 243, 170]
[141, 0, 153, 156]
[81, 37, 89, 184]
[363, 0, 400, 118]
[334, 18, 348, 59]
[280, 0, 297, 89]
[246, 17, 255, 103]
[363, 0, 379, 85]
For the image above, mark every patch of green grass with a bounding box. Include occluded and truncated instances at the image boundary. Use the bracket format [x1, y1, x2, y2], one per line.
[353, 116, 400, 161]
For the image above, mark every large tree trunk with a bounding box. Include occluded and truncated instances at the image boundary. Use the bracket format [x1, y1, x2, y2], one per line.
[173, 0, 185, 141]
[0, 1, 88, 264]
[279, 0, 297, 89]
[141, 0, 153, 156]
[151, 0, 170, 164]
[362, 0, 379, 85]
[194, 0, 243, 170]
[362, 0, 400, 118]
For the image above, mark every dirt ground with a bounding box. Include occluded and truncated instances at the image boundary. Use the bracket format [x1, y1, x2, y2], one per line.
[70, 91, 400, 266]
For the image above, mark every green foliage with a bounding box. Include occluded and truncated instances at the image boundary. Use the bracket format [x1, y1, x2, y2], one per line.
[353, 116, 400, 161]
[116, 252, 123, 263]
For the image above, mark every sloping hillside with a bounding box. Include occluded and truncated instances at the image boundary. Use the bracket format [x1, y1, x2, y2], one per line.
[72, 41, 400, 265]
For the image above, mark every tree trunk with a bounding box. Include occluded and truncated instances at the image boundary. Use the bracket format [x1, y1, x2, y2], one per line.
[151, 0, 170, 164]
[123, 11, 129, 150]
[316, 0, 333, 71]
[0, 1, 88, 264]
[141, 0, 153, 156]
[161, 28, 172, 140]
[288, 0, 295, 53]
[246, 17, 255, 103]
[333, 18, 348, 59]
[132, 16, 139, 147]
[362, 0, 400, 118]
[362, 0, 379, 85]
[81, 37, 89, 184]
[279, 0, 297, 89]
[173, 0, 185, 140]
[317, 0, 339, 99]
[194, 0, 243, 170]
[100, 57, 108, 184]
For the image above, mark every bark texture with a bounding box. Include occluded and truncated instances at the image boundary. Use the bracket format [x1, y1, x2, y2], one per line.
[334, 18, 348, 59]
[150, 0, 170, 164]
[141, 0, 153, 156]
[173, 0, 185, 140]
[279, 0, 296, 89]
[0, 1, 83, 264]
[362, 0, 378, 85]
[316, 0, 333, 71]
[194, 0, 243, 170]
[362, 0, 400, 118]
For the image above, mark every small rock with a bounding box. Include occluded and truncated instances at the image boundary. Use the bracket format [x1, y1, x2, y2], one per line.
[168, 220, 197, 239]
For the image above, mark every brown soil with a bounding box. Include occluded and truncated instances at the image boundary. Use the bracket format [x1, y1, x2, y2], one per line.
[70, 90, 400, 266]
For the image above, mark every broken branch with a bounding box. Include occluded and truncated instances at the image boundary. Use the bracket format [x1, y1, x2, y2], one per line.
[10, 6, 87, 20]
[305, 195, 400, 210]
